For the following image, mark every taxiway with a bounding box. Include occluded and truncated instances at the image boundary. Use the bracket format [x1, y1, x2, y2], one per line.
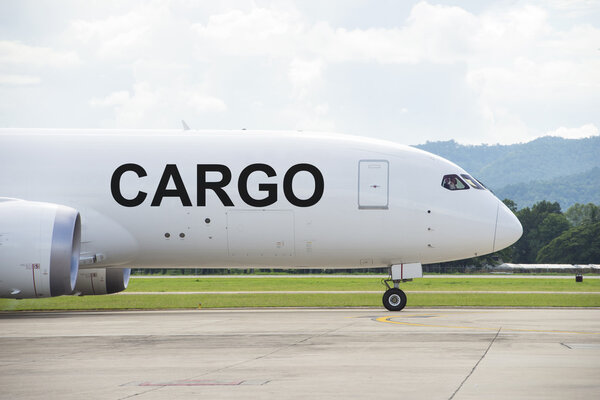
[1, 308, 599, 399]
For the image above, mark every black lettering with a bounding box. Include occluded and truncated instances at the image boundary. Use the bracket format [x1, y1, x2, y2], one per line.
[112, 162, 323, 208]
[283, 164, 324, 207]
[111, 163, 148, 207]
[151, 164, 192, 207]
[197, 164, 234, 206]
[238, 163, 277, 207]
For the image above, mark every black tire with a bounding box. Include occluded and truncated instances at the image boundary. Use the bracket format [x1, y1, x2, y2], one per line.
[382, 288, 407, 311]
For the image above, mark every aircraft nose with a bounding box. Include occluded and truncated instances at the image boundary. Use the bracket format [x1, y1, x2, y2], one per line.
[493, 201, 523, 252]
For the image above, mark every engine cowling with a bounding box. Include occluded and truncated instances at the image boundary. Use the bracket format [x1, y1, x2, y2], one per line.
[73, 268, 131, 295]
[0, 198, 81, 298]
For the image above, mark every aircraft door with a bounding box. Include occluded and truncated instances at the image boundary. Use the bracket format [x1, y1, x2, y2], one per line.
[358, 160, 389, 209]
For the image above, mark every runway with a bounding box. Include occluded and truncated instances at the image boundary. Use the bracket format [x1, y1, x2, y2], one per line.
[1, 308, 599, 399]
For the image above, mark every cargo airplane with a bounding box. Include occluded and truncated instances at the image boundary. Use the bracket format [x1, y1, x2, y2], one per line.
[0, 129, 522, 310]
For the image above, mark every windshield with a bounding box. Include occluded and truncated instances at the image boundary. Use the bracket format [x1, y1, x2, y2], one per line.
[441, 174, 469, 191]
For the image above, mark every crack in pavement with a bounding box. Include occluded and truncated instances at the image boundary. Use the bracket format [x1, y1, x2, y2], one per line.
[448, 327, 502, 400]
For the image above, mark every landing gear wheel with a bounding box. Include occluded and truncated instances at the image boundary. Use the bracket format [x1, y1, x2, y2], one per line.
[383, 288, 407, 311]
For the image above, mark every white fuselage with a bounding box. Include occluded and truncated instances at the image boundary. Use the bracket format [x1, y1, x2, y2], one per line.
[0, 129, 522, 269]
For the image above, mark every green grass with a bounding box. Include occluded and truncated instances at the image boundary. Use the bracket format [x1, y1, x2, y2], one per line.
[1, 293, 599, 311]
[2, 277, 599, 311]
[126, 277, 600, 292]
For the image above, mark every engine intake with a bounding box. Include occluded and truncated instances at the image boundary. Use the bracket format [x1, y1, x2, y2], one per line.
[0, 198, 81, 298]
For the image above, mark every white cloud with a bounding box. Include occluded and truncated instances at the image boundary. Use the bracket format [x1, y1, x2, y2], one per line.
[195, 8, 295, 40]
[187, 3, 600, 113]
[90, 91, 130, 108]
[187, 94, 227, 113]
[110, 83, 159, 127]
[192, 7, 300, 57]
[1, 1, 598, 144]
[0, 40, 81, 68]
[547, 124, 599, 139]
[68, 5, 164, 60]
[547, 0, 600, 16]
[0, 74, 41, 85]
[90, 83, 227, 128]
[184, 2, 583, 68]
[283, 101, 336, 132]
[482, 107, 531, 145]
[289, 58, 323, 99]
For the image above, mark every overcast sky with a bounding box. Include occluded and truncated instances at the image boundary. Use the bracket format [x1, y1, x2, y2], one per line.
[1, 0, 599, 145]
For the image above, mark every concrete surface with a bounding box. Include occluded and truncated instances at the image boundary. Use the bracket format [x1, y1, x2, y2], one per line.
[1, 308, 599, 399]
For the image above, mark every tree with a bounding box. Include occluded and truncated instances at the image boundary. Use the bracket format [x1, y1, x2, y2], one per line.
[535, 213, 571, 250]
[512, 201, 569, 263]
[502, 198, 517, 213]
[536, 222, 600, 264]
[565, 203, 600, 227]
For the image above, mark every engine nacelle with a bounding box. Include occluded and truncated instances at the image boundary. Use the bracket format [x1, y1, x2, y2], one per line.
[0, 198, 81, 298]
[73, 268, 131, 295]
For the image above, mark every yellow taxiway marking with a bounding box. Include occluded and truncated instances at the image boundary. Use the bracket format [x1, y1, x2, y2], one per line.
[375, 315, 600, 335]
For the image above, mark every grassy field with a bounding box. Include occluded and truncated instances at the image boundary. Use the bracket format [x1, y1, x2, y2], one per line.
[0, 277, 600, 311]
[1, 293, 599, 311]
[1, 277, 599, 311]
[125, 277, 600, 292]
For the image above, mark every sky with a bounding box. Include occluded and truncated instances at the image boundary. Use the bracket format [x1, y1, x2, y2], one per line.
[0, 0, 599, 145]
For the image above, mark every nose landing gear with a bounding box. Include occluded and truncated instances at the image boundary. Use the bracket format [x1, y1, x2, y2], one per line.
[382, 263, 422, 311]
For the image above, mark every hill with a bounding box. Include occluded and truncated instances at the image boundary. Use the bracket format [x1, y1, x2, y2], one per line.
[414, 136, 600, 190]
[413, 136, 600, 210]
[494, 167, 600, 210]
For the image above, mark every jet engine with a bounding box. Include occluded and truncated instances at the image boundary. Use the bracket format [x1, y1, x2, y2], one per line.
[0, 198, 81, 298]
[73, 268, 131, 295]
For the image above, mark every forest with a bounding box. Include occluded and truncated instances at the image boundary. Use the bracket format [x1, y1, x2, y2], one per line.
[509, 200, 599, 264]
[498, 168, 599, 210]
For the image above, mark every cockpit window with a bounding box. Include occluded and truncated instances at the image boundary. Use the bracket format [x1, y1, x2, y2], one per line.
[460, 174, 486, 190]
[475, 178, 492, 192]
[442, 174, 469, 191]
